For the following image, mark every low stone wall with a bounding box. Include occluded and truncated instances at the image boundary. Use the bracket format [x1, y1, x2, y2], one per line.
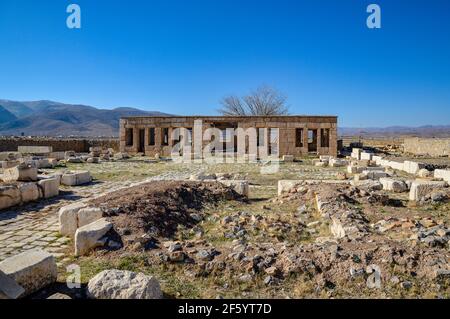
[404, 137, 450, 157]
[0, 138, 119, 153]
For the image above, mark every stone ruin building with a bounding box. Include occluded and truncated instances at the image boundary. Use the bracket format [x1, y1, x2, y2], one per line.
[119, 116, 338, 158]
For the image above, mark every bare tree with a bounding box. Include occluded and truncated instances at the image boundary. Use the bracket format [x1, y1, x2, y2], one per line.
[219, 95, 247, 116]
[219, 85, 289, 116]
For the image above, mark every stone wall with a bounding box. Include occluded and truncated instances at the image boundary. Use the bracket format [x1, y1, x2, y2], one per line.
[0, 138, 119, 153]
[404, 138, 450, 157]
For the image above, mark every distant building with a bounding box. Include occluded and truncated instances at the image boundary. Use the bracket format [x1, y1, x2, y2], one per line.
[119, 115, 338, 158]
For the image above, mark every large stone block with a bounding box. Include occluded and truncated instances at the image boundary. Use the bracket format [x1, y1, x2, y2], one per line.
[87, 269, 162, 299]
[37, 158, 57, 169]
[2, 164, 38, 182]
[0, 185, 21, 210]
[434, 169, 450, 183]
[61, 171, 92, 186]
[77, 207, 103, 228]
[219, 180, 249, 197]
[282, 155, 294, 162]
[75, 218, 113, 256]
[0, 249, 57, 297]
[351, 148, 361, 160]
[361, 170, 390, 180]
[58, 202, 88, 237]
[0, 269, 25, 299]
[403, 161, 426, 175]
[387, 161, 405, 171]
[18, 183, 40, 203]
[278, 180, 301, 196]
[360, 152, 373, 161]
[409, 180, 448, 201]
[372, 155, 383, 165]
[329, 158, 348, 167]
[37, 177, 60, 199]
[379, 178, 408, 193]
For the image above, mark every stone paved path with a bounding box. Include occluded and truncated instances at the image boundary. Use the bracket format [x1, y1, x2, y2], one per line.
[0, 170, 185, 263]
[0, 180, 129, 263]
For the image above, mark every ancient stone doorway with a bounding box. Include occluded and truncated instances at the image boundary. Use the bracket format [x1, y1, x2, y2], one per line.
[308, 129, 318, 152]
[138, 129, 145, 153]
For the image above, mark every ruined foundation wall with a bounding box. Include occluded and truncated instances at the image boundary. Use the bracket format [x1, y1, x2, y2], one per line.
[404, 137, 450, 157]
[0, 137, 120, 153]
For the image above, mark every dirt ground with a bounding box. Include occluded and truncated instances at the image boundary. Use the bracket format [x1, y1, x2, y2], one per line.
[42, 156, 450, 299]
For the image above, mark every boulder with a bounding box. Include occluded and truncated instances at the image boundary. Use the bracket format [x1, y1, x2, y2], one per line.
[409, 180, 448, 201]
[87, 269, 162, 299]
[0, 185, 21, 210]
[58, 202, 88, 237]
[61, 171, 92, 186]
[0, 249, 57, 297]
[74, 218, 113, 256]
[18, 183, 40, 203]
[219, 180, 249, 197]
[2, 164, 38, 182]
[37, 177, 60, 199]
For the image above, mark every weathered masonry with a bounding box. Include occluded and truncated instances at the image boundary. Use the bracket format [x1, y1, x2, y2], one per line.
[119, 116, 338, 158]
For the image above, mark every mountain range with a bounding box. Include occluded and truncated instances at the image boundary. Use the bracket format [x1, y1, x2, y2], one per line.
[0, 99, 170, 137]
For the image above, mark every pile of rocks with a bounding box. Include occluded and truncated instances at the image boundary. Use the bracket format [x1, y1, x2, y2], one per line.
[315, 187, 370, 241]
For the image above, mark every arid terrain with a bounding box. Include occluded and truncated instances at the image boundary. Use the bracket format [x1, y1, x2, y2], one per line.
[1, 149, 449, 299]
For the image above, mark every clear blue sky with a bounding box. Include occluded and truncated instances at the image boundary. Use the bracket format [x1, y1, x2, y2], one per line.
[0, 0, 449, 127]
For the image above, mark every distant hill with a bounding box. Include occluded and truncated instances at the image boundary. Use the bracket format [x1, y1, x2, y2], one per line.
[339, 125, 450, 138]
[0, 105, 18, 124]
[0, 99, 171, 137]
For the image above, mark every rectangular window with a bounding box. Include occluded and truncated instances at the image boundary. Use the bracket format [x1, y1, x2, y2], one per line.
[148, 128, 155, 146]
[295, 128, 303, 147]
[125, 128, 133, 146]
[162, 128, 169, 146]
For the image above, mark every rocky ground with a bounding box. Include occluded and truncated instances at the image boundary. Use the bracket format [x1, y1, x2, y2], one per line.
[1, 156, 450, 299]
